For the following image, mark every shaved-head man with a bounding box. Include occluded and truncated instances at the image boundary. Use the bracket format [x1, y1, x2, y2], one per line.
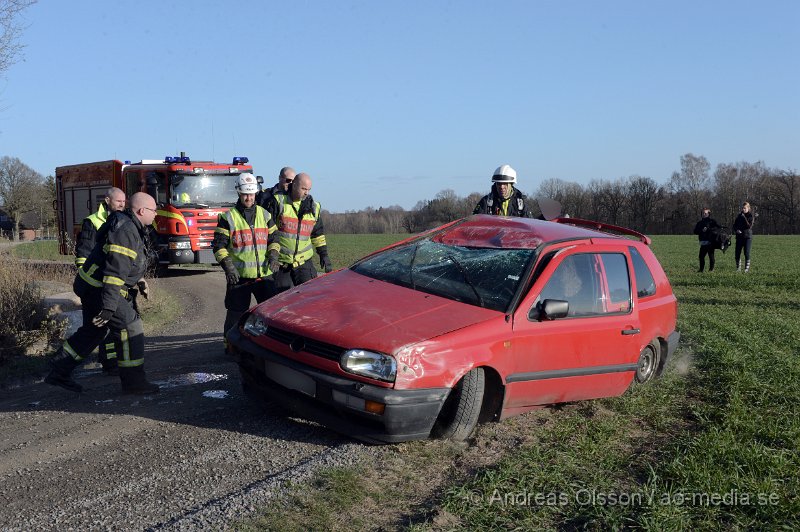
[46, 192, 160, 395]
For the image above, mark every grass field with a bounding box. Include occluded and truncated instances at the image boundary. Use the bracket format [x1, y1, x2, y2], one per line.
[7, 234, 800, 528]
[242, 233, 800, 530]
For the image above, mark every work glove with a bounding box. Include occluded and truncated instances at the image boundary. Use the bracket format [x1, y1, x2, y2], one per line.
[268, 249, 281, 276]
[92, 309, 114, 327]
[137, 279, 150, 300]
[220, 257, 240, 285]
[319, 254, 333, 273]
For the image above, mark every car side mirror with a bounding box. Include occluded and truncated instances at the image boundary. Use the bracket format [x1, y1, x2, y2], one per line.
[529, 299, 569, 321]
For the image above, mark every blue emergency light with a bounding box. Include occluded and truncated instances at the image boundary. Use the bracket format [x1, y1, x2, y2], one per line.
[165, 155, 191, 164]
[232, 156, 249, 165]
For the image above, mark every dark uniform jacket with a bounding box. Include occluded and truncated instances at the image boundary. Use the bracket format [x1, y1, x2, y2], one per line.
[693, 217, 721, 243]
[75, 203, 109, 266]
[76, 209, 150, 313]
[733, 212, 754, 238]
[473, 186, 531, 217]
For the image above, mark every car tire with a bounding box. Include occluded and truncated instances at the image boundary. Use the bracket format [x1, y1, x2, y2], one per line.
[431, 368, 485, 441]
[635, 341, 661, 384]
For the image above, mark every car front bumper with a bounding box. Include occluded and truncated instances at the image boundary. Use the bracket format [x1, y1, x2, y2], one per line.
[227, 327, 450, 444]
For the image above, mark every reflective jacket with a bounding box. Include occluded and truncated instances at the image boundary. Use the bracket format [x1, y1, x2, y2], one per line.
[75, 202, 109, 267]
[270, 194, 327, 268]
[212, 202, 278, 278]
[473, 186, 531, 217]
[76, 209, 150, 312]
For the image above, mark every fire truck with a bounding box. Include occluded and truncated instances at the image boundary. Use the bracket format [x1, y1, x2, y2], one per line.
[55, 153, 255, 265]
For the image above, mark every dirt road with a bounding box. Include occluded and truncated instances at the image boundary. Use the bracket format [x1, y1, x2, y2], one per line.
[0, 269, 370, 530]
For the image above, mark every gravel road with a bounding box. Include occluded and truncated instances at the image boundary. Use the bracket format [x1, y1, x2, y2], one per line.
[0, 269, 373, 531]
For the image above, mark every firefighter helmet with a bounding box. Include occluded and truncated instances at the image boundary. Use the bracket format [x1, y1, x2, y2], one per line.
[492, 164, 517, 184]
[235, 173, 258, 194]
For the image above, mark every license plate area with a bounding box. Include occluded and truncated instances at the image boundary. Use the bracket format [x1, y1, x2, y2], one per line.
[264, 361, 316, 397]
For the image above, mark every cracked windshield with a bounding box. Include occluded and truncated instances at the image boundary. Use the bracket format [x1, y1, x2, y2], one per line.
[352, 239, 534, 312]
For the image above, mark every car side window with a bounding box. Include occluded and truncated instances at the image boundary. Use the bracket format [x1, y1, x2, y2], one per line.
[629, 246, 656, 298]
[537, 254, 603, 317]
[600, 253, 631, 313]
[536, 252, 632, 318]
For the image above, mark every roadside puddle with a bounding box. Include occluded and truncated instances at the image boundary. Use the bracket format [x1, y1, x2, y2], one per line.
[155, 373, 229, 389]
[202, 390, 229, 399]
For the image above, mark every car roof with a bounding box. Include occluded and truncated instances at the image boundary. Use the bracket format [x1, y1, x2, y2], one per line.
[431, 214, 632, 249]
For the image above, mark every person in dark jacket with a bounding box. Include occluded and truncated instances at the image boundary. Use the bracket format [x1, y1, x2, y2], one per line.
[733, 201, 755, 272]
[693, 208, 721, 272]
[473, 164, 531, 217]
[256, 166, 295, 209]
[74, 187, 126, 375]
[45, 192, 160, 395]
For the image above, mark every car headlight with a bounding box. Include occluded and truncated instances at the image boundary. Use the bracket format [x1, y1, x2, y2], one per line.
[168, 241, 191, 249]
[340, 349, 396, 382]
[242, 314, 267, 336]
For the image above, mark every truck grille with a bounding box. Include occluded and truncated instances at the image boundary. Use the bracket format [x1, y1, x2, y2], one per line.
[266, 326, 345, 361]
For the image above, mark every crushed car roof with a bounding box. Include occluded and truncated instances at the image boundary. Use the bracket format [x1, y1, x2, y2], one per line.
[430, 214, 630, 249]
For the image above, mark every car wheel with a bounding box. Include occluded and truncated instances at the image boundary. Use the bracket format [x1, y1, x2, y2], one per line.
[431, 368, 485, 441]
[635, 341, 661, 384]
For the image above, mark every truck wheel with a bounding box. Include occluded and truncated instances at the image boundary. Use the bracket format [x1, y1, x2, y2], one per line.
[431, 368, 485, 441]
[635, 341, 660, 384]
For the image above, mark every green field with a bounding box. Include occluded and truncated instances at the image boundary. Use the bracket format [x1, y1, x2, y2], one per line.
[8, 234, 800, 528]
[243, 234, 800, 530]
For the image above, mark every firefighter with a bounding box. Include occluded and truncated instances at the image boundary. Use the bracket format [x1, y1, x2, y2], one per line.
[213, 173, 280, 338]
[74, 187, 127, 376]
[267, 172, 332, 295]
[473, 164, 532, 217]
[45, 192, 160, 395]
[256, 166, 295, 210]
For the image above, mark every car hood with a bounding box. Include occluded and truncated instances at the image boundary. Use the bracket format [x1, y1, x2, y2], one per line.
[257, 269, 499, 354]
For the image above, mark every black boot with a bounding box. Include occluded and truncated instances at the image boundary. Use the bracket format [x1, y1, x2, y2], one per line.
[44, 348, 83, 393]
[119, 366, 160, 395]
[101, 358, 119, 376]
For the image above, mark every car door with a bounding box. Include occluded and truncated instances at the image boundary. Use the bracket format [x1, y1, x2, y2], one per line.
[503, 245, 641, 410]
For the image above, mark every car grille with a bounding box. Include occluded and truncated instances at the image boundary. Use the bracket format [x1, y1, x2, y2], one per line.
[266, 326, 346, 362]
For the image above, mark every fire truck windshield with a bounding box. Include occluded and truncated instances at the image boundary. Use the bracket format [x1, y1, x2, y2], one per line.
[170, 173, 239, 208]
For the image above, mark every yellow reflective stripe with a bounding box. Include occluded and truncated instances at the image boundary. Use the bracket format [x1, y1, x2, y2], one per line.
[78, 267, 103, 288]
[214, 226, 230, 237]
[311, 235, 326, 248]
[103, 276, 125, 286]
[157, 209, 188, 232]
[268, 243, 281, 253]
[75, 257, 86, 266]
[214, 248, 229, 262]
[105, 243, 137, 259]
[268, 225, 276, 235]
[116, 329, 138, 367]
[119, 288, 128, 298]
[63, 341, 83, 361]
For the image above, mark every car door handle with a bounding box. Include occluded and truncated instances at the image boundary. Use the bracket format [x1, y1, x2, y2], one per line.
[621, 328, 640, 335]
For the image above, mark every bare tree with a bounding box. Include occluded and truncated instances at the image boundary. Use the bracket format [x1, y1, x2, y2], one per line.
[766, 169, 800, 233]
[626, 175, 663, 233]
[1, 0, 36, 77]
[0, 155, 43, 240]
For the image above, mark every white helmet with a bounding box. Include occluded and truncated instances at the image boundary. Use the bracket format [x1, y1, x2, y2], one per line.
[235, 172, 258, 194]
[492, 164, 517, 184]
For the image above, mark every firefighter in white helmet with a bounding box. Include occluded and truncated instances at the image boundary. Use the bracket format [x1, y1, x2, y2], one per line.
[473, 164, 532, 217]
[212, 173, 280, 339]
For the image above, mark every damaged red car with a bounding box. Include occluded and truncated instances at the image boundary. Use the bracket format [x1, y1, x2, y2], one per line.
[227, 215, 679, 443]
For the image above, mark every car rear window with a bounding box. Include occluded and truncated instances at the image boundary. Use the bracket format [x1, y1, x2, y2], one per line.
[351, 239, 534, 312]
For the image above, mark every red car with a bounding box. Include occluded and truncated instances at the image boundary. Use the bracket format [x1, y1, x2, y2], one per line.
[227, 215, 679, 443]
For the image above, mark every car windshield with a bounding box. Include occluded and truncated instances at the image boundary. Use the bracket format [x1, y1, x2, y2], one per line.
[351, 239, 534, 312]
[170, 174, 238, 208]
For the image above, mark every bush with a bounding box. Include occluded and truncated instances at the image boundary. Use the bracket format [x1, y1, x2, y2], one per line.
[0, 254, 64, 363]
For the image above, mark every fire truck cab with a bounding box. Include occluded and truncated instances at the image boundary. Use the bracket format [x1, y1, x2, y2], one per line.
[55, 154, 255, 265]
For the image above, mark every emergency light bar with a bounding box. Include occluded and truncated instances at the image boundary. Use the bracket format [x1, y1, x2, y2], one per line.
[165, 155, 191, 164]
[232, 156, 249, 165]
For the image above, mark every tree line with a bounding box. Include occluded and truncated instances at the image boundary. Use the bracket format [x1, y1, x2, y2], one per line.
[324, 154, 799, 235]
[1, 153, 798, 240]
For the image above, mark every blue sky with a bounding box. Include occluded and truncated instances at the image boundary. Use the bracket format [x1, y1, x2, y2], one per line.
[1, 1, 797, 213]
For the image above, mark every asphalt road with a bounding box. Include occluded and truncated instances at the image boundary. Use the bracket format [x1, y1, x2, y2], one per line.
[0, 269, 369, 530]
